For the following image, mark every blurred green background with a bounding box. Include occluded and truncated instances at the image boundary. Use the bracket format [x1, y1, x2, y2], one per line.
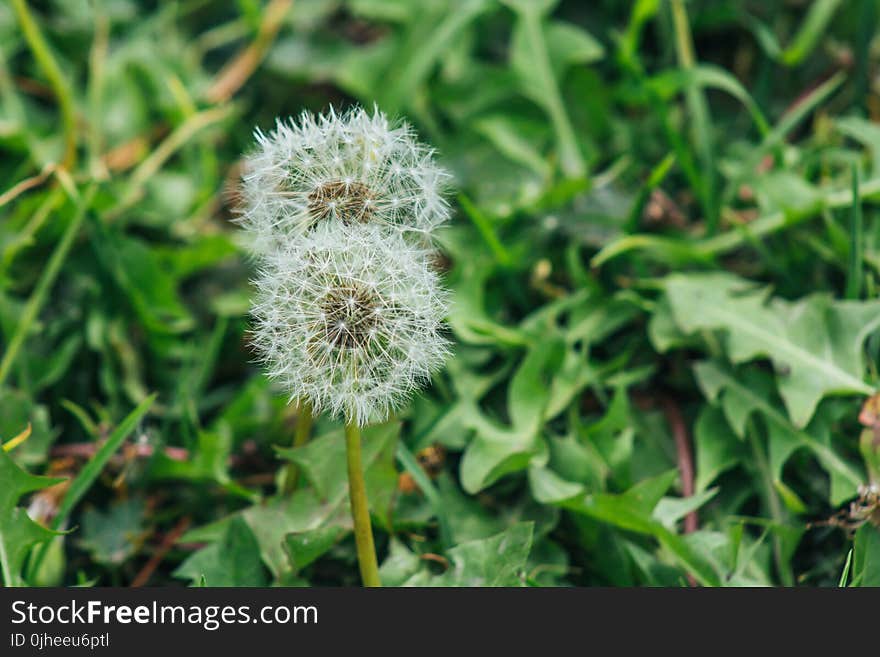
[2, 0, 880, 587]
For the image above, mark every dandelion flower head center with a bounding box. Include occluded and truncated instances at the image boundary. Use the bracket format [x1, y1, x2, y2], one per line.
[307, 180, 375, 226]
[317, 282, 382, 351]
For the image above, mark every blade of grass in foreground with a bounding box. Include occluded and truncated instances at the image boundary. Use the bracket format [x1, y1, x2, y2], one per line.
[27, 394, 157, 581]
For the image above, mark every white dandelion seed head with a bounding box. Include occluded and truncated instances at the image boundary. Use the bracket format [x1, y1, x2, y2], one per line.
[238, 106, 452, 255]
[250, 221, 450, 426]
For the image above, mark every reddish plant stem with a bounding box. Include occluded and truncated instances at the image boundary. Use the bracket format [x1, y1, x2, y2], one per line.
[660, 396, 698, 535]
[131, 516, 192, 587]
[50, 442, 189, 461]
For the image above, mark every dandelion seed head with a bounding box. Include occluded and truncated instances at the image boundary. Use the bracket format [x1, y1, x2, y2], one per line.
[250, 222, 450, 426]
[238, 106, 452, 255]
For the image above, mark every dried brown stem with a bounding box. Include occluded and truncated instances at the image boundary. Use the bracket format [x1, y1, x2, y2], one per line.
[130, 516, 192, 587]
[205, 0, 292, 104]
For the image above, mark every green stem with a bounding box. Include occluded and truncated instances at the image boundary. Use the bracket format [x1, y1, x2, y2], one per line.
[12, 0, 77, 170]
[282, 400, 313, 494]
[344, 422, 381, 587]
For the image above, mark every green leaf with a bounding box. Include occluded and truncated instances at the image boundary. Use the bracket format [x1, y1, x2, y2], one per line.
[405, 522, 535, 587]
[750, 171, 822, 216]
[224, 422, 400, 577]
[780, 0, 843, 66]
[503, 0, 586, 177]
[284, 526, 345, 572]
[396, 442, 453, 548]
[694, 361, 863, 505]
[546, 431, 608, 493]
[528, 464, 585, 504]
[665, 272, 880, 427]
[648, 64, 769, 135]
[277, 421, 399, 516]
[0, 387, 54, 467]
[0, 444, 64, 586]
[78, 499, 147, 567]
[837, 116, 880, 176]
[379, 537, 423, 587]
[437, 475, 505, 543]
[693, 406, 742, 493]
[174, 517, 268, 587]
[151, 429, 254, 501]
[87, 224, 193, 334]
[622, 470, 677, 513]
[563, 493, 721, 587]
[27, 394, 157, 581]
[459, 339, 562, 493]
[546, 20, 605, 76]
[51, 394, 158, 532]
[376, 0, 491, 112]
[851, 523, 880, 587]
[472, 115, 552, 180]
[653, 488, 719, 530]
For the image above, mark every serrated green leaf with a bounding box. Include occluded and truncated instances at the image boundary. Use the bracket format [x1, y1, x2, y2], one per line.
[404, 522, 534, 587]
[694, 361, 863, 505]
[0, 445, 64, 586]
[665, 272, 880, 427]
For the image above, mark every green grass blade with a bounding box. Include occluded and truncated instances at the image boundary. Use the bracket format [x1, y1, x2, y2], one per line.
[846, 165, 864, 299]
[781, 0, 843, 66]
[458, 194, 513, 267]
[0, 185, 95, 388]
[27, 394, 157, 580]
[54, 393, 158, 531]
[669, 0, 717, 234]
[395, 442, 454, 550]
[838, 548, 853, 587]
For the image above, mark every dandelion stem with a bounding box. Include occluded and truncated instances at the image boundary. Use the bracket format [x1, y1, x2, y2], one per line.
[282, 400, 313, 494]
[344, 421, 381, 587]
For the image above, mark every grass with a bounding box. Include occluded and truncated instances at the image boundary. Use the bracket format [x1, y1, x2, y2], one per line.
[1, 0, 880, 588]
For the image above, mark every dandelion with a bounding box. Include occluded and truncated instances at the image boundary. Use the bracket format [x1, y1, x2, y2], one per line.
[250, 222, 448, 427]
[243, 105, 452, 588]
[239, 106, 451, 254]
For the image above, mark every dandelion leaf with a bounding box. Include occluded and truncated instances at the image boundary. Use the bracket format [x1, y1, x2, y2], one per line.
[665, 272, 880, 427]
